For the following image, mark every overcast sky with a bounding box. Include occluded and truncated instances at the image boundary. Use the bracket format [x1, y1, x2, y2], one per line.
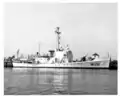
[4, 3, 117, 59]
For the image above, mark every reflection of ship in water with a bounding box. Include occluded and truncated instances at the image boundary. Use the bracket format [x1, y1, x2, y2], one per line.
[51, 69, 72, 94]
[33, 68, 73, 94]
[11, 68, 73, 94]
[39, 68, 73, 94]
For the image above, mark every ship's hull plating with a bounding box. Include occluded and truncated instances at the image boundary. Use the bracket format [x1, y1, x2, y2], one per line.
[13, 59, 110, 68]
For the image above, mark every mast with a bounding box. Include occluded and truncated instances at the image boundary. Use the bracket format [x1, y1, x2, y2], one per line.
[39, 42, 40, 55]
[38, 42, 40, 56]
[55, 27, 61, 51]
[17, 49, 19, 59]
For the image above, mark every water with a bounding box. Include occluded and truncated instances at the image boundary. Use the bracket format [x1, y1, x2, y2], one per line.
[4, 68, 117, 95]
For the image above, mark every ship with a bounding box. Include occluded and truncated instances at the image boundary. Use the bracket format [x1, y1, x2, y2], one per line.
[12, 27, 110, 68]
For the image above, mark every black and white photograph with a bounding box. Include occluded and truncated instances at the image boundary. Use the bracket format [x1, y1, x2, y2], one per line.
[4, 2, 117, 95]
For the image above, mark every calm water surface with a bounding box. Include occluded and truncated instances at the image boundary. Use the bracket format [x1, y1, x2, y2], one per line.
[4, 68, 117, 95]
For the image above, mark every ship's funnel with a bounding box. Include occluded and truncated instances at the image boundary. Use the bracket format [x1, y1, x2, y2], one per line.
[49, 50, 55, 57]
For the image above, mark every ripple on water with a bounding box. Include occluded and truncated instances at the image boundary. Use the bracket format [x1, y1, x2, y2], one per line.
[4, 68, 117, 95]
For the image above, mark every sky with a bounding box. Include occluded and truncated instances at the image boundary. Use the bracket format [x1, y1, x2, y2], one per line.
[4, 3, 117, 59]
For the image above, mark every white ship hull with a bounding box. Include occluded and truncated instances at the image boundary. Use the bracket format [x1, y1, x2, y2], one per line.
[13, 59, 110, 68]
